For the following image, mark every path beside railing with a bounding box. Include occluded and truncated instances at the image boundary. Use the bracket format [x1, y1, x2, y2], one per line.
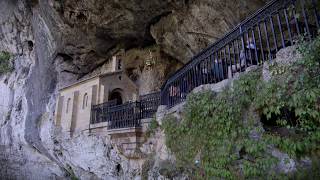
[91, 0, 320, 129]
[161, 0, 320, 107]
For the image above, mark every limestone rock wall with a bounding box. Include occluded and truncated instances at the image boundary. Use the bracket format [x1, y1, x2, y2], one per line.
[0, 0, 266, 179]
[151, 0, 267, 63]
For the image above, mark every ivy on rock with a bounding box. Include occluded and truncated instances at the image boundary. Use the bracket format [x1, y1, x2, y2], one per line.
[161, 35, 320, 179]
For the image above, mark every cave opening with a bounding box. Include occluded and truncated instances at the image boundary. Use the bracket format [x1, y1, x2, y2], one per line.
[143, 11, 172, 47]
[260, 107, 298, 137]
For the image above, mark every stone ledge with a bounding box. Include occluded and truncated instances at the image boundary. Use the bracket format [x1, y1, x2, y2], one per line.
[141, 118, 152, 124]
[89, 122, 108, 129]
[107, 127, 142, 135]
[167, 102, 186, 114]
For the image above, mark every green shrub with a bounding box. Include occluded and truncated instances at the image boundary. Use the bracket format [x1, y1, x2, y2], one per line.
[255, 35, 320, 157]
[145, 118, 159, 138]
[291, 156, 320, 179]
[163, 70, 276, 179]
[0, 51, 13, 74]
[162, 36, 320, 179]
[158, 160, 183, 179]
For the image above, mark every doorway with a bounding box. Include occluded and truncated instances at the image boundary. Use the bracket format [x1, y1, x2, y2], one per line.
[109, 90, 123, 105]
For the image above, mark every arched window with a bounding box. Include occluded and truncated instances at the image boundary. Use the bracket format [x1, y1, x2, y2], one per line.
[66, 98, 71, 113]
[83, 93, 88, 109]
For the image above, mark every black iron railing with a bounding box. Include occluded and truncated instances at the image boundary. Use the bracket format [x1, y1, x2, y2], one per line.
[90, 0, 320, 130]
[107, 102, 141, 129]
[90, 92, 160, 129]
[140, 92, 161, 119]
[160, 0, 320, 107]
[90, 100, 117, 124]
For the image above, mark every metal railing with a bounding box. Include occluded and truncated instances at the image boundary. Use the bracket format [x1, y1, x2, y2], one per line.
[90, 100, 117, 124]
[107, 102, 141, 129]
[160, 0, 319, 107]
[90, 92, 160, 129]
[140, 92, 161, 119]
[90, 0, 320, 130]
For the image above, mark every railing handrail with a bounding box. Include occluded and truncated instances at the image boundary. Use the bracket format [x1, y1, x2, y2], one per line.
[140, 91, 160, 97]
[92, 0, 320, 129]
[140, 92, 160, 101]
[92, 99, 117, 108]
[108, 101, 139, 112]
[90, 92, 160, 128]
[160, 0, 294, 90]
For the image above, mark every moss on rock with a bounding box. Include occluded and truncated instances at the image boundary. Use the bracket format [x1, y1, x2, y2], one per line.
[0, 51, 12, 74]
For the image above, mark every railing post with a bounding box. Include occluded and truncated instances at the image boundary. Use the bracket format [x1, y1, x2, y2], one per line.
[300, 0, 311, 40]
[89, 105, 93, 132]
[89, 0, 320, 131]
[138, 101, 142, 127]
[138, 102, 142, 127]
[312, 0, 319, 29]
[240, 25, 247, 69]
[160, 88, 164, 105]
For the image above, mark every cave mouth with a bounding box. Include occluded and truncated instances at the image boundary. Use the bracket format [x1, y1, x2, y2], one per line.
[109, 90, 123, 105]
[143, 11, 172, 47]
[260, 107, 298, 136]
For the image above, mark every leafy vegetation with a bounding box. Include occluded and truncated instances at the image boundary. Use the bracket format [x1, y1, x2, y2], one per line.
[162, 36, 320, 179]
[291, 155, 320, 179]
[255, 36, 320, 158]
[145, 118, 159, 138]
[0, 51, 12, 74]
[158, 160, 183, 179]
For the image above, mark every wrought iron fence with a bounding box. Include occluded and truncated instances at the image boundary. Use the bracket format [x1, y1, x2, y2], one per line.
[140, 92, 161, 119]
[160, 0, 320, 107]
[90, 92, 160, 129]
[107, 102, 141, 129]
[90, 0, 320, 130]
[90, 100, 117, 124]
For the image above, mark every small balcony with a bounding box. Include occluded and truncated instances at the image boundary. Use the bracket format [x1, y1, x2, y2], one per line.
[88, 92, 160, 158]
[89, 92, 160, 131]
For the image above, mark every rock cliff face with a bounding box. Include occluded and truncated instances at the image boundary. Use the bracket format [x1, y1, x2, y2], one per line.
[0, 0, 266, 179]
